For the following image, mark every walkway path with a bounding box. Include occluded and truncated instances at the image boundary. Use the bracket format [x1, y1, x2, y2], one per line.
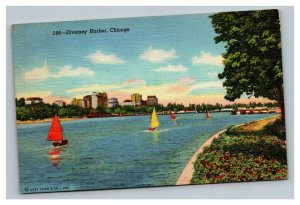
[176, 129, 226, 185]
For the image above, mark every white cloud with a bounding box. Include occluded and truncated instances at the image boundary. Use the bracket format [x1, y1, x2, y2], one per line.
[140, 47, 177, 63]
[24, 65, 51, 81]
[86, 50, 124, 64]
[57, 65, 94, 77]
[24, 64, 94, 81]
[153, 64, 188, 72]
[192, 51, 223, 66]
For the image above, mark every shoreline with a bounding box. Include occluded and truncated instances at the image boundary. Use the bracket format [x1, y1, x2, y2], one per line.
[176, 129, 227, 185]
[176, 115, 280, 185]
[16, 112, 276, 125]
[16, 117, 85, 124]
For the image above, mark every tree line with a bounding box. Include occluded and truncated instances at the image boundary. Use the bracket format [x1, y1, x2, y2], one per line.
[16, 98, 89, 121]
[16, 98, 279, 121]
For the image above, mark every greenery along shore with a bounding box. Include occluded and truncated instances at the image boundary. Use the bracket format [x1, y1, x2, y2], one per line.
[15, 97, 279, 121]
[191, 116, 287, 184]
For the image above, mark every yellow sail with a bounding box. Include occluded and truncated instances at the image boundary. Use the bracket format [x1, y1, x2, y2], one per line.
[150, 108, 160, 128]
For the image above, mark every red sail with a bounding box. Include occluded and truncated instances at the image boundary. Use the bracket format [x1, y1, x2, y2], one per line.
[169, 111, 176, 120]
[47, 114, 63, 141]
[206, 111, 212, 118]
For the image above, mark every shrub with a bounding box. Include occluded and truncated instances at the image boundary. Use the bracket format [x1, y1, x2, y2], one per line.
[191, 150, 288, 184]
[191, 132, 288, 185]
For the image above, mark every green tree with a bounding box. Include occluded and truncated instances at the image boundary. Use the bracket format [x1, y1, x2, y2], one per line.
[113, 107, 122, 115]
[51, 103, 60, 115]
[16, 98, 26, 107]
[16, 106, 30, 120]
[58, 107, 69, 117]
[210, 10, 285, 120]
[105, 108, 112, 114]
[28, 104, 51, 120]
[96, 106, 106, 114]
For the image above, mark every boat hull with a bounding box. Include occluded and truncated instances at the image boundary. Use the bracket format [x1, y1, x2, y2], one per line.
[52, 139, 68, 147]
[148, 127, 157, 131]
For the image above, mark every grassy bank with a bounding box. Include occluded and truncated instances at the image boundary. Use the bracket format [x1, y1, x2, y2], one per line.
[191, 116, 287, 184]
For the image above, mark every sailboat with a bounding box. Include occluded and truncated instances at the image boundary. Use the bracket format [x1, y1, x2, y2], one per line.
[47, 114, 68, 147]
[169, 110, 176, 125]
[148, 108, 160, 131]
[205, 110, 212, 119]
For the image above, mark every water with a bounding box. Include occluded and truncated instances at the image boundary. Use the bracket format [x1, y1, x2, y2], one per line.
[17, 112, 275, 193]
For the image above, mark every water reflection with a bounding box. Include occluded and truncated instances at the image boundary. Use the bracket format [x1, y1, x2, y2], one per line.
[48, 148, 61, 167]
[151, 131, 160, 144]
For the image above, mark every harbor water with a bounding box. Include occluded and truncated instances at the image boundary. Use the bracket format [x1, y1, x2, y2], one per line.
[17, 112, 276, 193]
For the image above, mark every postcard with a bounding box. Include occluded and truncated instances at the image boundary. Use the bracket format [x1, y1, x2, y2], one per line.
[13, 9, 287, 193]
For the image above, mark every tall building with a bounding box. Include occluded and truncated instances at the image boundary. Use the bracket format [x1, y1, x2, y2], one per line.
[82, 92, 108, 109]
[108, 97, 119, 108]
[98, 92, 108, 108]
[71, 98, 83, 107]
[91, 92, 98, 109]
[146, 96, 158, 106]
[54, 100, 66, 107]
[83, 95, 92, 109]
[131, 93, 142, 105]
[25, 97, 43, 105]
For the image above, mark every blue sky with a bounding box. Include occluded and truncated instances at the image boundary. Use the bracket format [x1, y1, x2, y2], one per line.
[13, 13, 247, 105]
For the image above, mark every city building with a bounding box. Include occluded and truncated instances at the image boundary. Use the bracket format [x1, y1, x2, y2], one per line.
[71, 98, 83, 107]
[54, 100, 66, 107]
[25, 97, 43, 105]
[141, 100, 147, 107]
[146, 96, 158, 106]
[108, 97, 119, 108]
[98, 92, 108, 108]
[131, 93, 142, 103]
[83, 95, 92, 109]
[122, 99, 135, 107]
[82, 92, 108, 109]
[91, 92, 98, 109]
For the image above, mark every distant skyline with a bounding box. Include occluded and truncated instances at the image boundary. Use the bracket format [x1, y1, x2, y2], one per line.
[13, 13, 271, 106]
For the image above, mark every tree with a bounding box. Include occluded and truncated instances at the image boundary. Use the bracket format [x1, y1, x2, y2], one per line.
[96, 106, 105, 114]
[16, 98, 25, 107]
[113, 107, 122, 115]
[210, 10, 285, 120]
[16, 106, 30, 121]
[51, 103, 60, 115]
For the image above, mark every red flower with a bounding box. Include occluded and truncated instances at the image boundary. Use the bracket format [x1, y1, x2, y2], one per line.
[215, 175, 222, 180]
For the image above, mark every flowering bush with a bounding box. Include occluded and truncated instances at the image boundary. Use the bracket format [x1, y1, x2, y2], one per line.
[191, 134, 287, 184]
[210, 135, 287, 165]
